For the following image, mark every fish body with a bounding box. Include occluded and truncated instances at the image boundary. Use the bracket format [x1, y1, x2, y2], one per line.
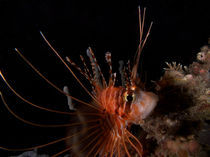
[64, 45, 158, 156]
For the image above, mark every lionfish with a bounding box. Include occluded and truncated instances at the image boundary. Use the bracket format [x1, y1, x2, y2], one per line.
[0, 6, 158, 157]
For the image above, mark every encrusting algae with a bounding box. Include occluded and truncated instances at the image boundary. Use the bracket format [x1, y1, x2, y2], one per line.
[141, 40, 210, 157]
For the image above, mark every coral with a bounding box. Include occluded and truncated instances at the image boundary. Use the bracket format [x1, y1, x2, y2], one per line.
[11, 149, 49, 157]
[11, 149, 71, 157]
[140, 41, 210, 157]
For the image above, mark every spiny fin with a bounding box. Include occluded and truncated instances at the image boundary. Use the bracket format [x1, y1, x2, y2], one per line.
[87, 48, 107, 88]
[131, 6, 153, 83]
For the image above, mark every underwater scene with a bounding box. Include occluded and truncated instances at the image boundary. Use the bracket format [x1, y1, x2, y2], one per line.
[0, 0, 209, 156]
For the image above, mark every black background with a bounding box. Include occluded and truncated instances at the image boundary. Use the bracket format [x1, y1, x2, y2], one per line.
[0, 0, 209, 156]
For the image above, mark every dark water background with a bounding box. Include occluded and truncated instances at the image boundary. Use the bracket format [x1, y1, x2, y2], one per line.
[0, 0, 209, 156]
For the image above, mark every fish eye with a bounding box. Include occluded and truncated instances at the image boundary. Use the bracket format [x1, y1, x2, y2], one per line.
[124, 92, 135, 103]
[126, 95, 134, 102]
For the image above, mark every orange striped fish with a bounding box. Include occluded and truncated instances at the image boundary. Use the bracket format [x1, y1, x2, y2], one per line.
[0, 6, 158, 157]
